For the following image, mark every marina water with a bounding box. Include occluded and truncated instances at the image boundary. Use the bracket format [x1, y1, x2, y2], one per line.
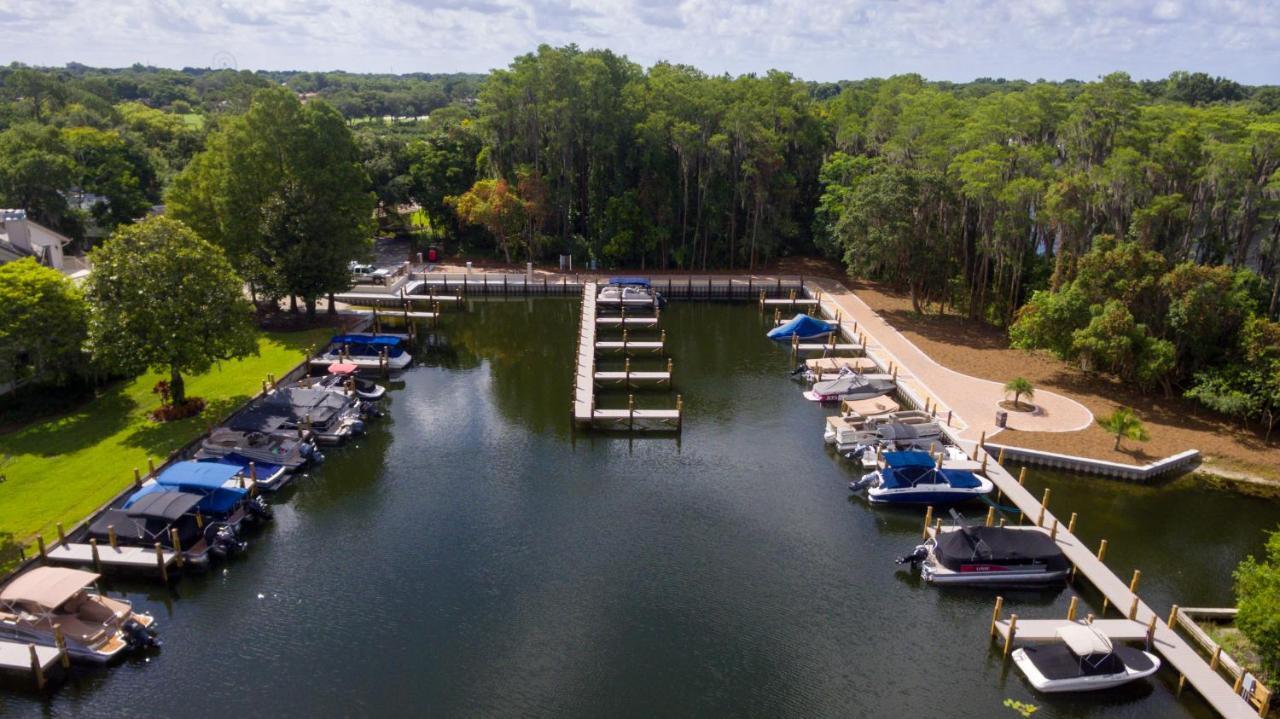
[9, 299, 1278, 718]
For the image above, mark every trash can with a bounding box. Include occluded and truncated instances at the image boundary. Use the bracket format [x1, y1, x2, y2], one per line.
[995, 410, 1008, 428]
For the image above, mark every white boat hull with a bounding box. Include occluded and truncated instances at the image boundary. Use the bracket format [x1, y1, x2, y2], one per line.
[1013, 648, 1161, 692]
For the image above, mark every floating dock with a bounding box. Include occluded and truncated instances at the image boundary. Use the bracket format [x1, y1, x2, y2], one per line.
[573, 283, 680, 431]
[0, 641, 63, 689]
[993, 617, 1152, 644]
[596, 316, 659, 328]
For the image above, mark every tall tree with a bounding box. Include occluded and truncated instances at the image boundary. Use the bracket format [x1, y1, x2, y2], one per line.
[84, 216, 257, 405]
[0, 258, 87, 387]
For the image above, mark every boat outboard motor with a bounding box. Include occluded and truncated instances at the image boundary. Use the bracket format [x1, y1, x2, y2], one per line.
[247, 495, 274, 521]
[844, 441, 876, 461]
[848, 471, 878, 492]
[896, 544, 929, 568]
[123, 619, 162, 649]
[208, 524, 247, 558]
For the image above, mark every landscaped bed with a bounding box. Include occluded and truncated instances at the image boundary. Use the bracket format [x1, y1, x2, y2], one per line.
[850, 279, 1280, 485]
[0, 328, 332, 563]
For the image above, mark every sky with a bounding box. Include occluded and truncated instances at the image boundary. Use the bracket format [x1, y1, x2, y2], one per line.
[1, 0, 1278, 84]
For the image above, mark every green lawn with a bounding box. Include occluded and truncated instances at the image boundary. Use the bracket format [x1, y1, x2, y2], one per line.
[0, 329, 330, 554]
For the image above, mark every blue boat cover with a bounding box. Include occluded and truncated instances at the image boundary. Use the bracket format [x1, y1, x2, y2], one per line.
[879, 465, 983, 490]
[883, 451, 937, 468]
[767, 313, 834, 341]
[608, 277, 651, 287]
[331, 334, 404, 348]
[124, 461, 249, 516]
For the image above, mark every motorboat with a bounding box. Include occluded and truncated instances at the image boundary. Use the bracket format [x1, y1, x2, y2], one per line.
[802, 369, 896, 403]
[231, 388, 365, 445]
[851, 451, 993, 504]
[126, 461, 272, 529]
[899, 524, 1071, 587]
[837, 419, 945, 455]
[847, 441, 968, 470]
[310, 362, 387, 400]
[767, 313, 833, 341]
[317, 334, 412, 371]
[0, 567, 159, 664]
[1013, 624, 1161, 692]
[88, 492, 246, 568]
[597, 278, 665, 307]
[822, 409, 934, 445]
[197, 427, 318, 470]
[196, 454, 292, 493]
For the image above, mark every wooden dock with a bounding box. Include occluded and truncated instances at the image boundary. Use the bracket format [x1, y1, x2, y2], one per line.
[596, 316, 659, 328]
[762, 298, 818, 307]
[994, 618, 1152, 643]
[46, 542, 178, 576]
[795, 342, 861, 354]
[975, 451, 1260, 718]
[335, 309, 437, 321]
[0, 641, 63, 688]
[573, 283, 680, 431]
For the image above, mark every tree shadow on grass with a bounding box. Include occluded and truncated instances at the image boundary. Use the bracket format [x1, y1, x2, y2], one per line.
[120, 395, 253, 458]
[0, 388, 137, 458]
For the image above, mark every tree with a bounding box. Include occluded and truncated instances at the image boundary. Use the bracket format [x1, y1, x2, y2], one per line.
[1098, 407, 1150, 451]
[447, 179, 527, 263]
[84, 217, 257, 405]
[1234, 527, 1280, 677]
[0, 258, 87, 387]
[167, 86, 375, 317]
[1004, 377, 1035, 408]
[0, 123, 78, 234]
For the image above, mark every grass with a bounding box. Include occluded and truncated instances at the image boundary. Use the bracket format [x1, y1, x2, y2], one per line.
[1206, 623, 1274, 686]
[0, 328, 331, 555]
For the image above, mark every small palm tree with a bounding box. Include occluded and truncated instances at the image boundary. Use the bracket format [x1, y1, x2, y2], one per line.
[1004, 377, 1035, 408]
[1098, 407, 1150, 450]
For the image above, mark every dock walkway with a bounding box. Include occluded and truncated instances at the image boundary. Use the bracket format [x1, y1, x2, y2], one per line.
[980, 457, 1257, 718]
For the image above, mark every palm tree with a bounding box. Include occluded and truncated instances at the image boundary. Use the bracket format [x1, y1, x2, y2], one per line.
[1098, 407, 1150, 450]
[1004, 377, 1035, 408]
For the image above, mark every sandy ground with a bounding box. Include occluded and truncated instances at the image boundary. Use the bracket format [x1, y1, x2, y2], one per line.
[848, 279, 1280, 482]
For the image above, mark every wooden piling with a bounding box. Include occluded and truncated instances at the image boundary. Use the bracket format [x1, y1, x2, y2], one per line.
[1037, 487, 1050, 526]
[56, 523, 64, 545]
[155, 543, 168, 583]
[133, 467, 142, 488]
[107, 525, 117, 549]
[1210, 645, 1222, 671]
[1167, 604, 1179, 627]
[148, 457, 156, 475]
[989, 596, 1004, 638]
[28, 644, 44, 690]
[1067, 512, 1077, 534]
[922, 505, 934, 539]
[1097, 539, 1108, 561]
[1128, 596, 1139, 620]
[1146, 615, 1158, 645]
[89, 538, 101, 572]
[1017, 466, 1027, 485]
[170, 528, 184, 568]
[53, 624, 68, 669]
[984, 507, 995, 527]
[36, 535, 46, 563]
[1003, 614, 1018, 658]
[1129, 569, 1142, 593]
[1067, 596, 1078, 621]
[1050, 518, 1059, 540]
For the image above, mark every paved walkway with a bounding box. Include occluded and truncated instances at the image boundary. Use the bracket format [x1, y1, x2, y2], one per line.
[808, 280, 1094, 442]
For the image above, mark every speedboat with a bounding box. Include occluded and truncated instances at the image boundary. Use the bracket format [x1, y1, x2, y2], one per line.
[899, 524, 1071, 587]
[803, 369, 895, 402]
[846, 441, 967, 470]
[88, 492, 246, 568]
[1013, 624, 1161, 692]
[0, 567, 159, 664]
[767, 313, 833, 341]
[126, 461, 272, 529]
[851, 450, 992, 504]
[197, 427, 319, 470]
[597, 278, 665, 307]
[792, 356, 879, 382]
[317, 334, 412, 371]
[310, 363, 387, 400]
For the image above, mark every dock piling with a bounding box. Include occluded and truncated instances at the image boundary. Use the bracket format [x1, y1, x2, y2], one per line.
[984, 507, 995, 527]
[107, 525, 117, 549]
[1067, 512, 1077, 534]
[133, 467, 141, 488]
[147, 457, 156, 475]
[1168, 604, 1179, 627]
[155, 543, 168, 583]
[53, 625, 68, 669]
[1067, 596, 1078, 621]
[1003, 614, 1018, 658]
[1037, 488, 1051, 527]
[1097, 539, 1108, 561]
[28, 644, 44, 690]
[1128, 596, 1139, 620]
[990, 596, 1004, 638]
[922, 506, 934, 539]
[56, 523, 64, 545]
[89, 539, 100, 572]
[36, 535, 46, 563]
[1129, 569, 1142, 593]
[170, 528, 184, 568]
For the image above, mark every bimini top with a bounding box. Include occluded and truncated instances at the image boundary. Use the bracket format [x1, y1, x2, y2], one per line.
[880, 465, 983, 489]
[330, 334, 403, 348]
[0, 566, 98, 610]
[127, 481, 247, 517]
[608, 277, 651, 287]
[155, 461, 241, 492]
[934, 526, 1069, 572]
[883, 451, 937, 468]
[767, 313, 834, 341]
[1057, 624, 1114, 656]
[123, 491, 203, 521]
[328, 362, 359, 376]
[198, 454, 284, 478]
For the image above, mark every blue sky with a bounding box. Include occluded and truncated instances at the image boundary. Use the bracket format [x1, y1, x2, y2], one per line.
[1, 0, 1278, 84]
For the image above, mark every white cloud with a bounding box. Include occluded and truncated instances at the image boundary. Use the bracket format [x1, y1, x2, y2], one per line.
[0, 0, 1277, 82]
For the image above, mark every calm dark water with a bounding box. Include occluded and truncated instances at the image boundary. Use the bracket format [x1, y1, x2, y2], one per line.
[6, 299, 1278, 718]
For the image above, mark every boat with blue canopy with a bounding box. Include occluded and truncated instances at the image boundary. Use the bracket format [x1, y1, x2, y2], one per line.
[850, 450, 993, 504]
[317, 334, 412, 370]
[767, 313, 834, 341]
[196, 454, 291, 492]
[125, 461, 272, 527]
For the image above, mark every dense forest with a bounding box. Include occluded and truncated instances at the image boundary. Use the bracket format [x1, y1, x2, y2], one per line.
[0, 49, 1278, 434]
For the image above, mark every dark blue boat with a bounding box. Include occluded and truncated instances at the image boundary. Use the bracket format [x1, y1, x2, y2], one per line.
[852, 451, 994, 505]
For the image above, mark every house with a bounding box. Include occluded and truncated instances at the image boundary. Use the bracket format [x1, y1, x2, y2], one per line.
[0, 209, 90, 280]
